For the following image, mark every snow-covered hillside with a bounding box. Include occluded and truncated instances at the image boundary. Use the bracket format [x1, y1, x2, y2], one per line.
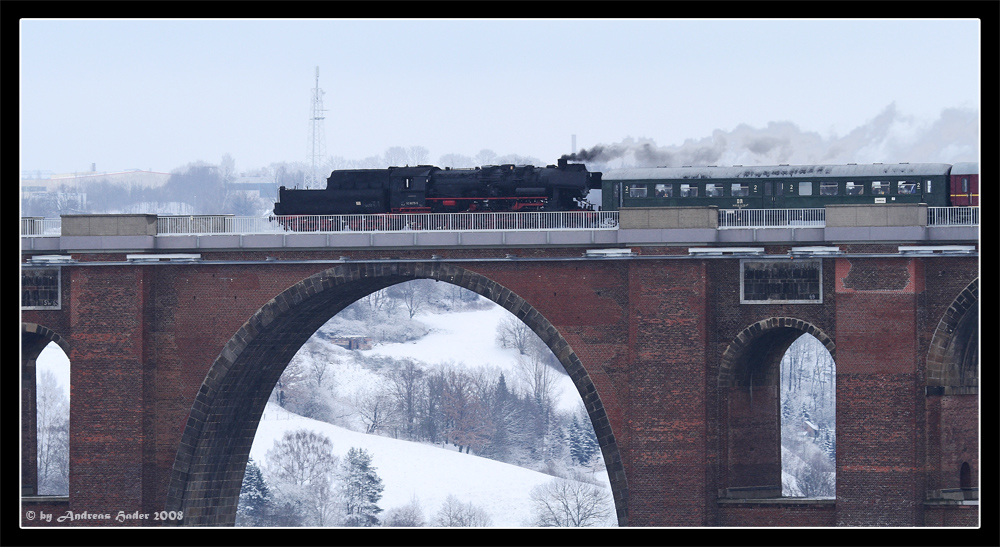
[355, 306, 583, 413]
[251, 402, 613, 527]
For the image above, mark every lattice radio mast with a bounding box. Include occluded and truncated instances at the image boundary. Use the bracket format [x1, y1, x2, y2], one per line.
[306, 66, 327, 188]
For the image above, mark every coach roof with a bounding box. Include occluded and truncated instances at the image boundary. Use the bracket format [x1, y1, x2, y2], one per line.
[602, 163, 954, 181]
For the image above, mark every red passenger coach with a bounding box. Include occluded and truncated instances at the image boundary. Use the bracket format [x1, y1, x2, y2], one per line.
[949, 162, 979, 206]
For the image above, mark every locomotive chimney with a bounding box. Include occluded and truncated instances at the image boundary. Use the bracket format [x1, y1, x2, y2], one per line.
[558, 157, 567, 168]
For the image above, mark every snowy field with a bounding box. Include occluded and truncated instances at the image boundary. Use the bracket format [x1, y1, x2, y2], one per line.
[356, 305, 585, 413]
[251, 402, 614, 527]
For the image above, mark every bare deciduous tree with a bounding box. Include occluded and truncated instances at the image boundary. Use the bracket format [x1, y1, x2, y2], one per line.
[442, 368, 493, 454]
[36, 369, 69, 495]
[437, 153, 475, 168]
[434, 495, 493, 526]
[391, 281, 426, 319]
[383, 495, 425, 527]
[355, 383, 396, 435]
[264, 429, 342, 526]
[384, 146, 409, 166]
[529, 478, 614, 527]
[495, 315, 534, 355]
[475, 149, 497, 166]
[407, 146, 430, 166]
[388, 360, 424, 440]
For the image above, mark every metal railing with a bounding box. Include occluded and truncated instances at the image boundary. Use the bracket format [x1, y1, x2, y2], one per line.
[717, 208, 826, 229]
[157, 211, 621, 234]
[19, 207, 980, 236]
[20, 217, 62, 237]
[928, 207, 979, 226]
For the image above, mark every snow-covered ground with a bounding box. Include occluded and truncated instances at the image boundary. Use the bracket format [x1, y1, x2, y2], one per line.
[357, 306, 583, 413]
[251, 402, 613, 527]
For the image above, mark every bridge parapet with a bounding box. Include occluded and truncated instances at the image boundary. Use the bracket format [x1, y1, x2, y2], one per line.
[62, 214, 157, 236]
[21, 206, 978, 255]
[825, 204, 927, 227]
[619, 206, 718, 229]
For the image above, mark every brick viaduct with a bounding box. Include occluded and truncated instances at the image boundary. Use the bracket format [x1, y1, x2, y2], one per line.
[21, 217, 979, 528]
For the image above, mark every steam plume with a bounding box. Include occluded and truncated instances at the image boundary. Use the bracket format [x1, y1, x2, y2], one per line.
[562, 103, 978, 169]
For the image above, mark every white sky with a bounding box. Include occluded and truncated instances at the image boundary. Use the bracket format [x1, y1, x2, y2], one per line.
[20, 18, 981, 175]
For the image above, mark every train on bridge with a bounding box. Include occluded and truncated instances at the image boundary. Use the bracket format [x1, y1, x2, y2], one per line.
[273, 160, 978, 220]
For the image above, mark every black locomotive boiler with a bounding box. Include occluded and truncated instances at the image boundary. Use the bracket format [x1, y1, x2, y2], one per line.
[273, 158, 602, 216]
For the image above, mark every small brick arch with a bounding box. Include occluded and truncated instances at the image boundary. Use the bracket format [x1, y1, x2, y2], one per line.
[719, 317, 835, 388]
[717, 317, 835, 495]
[21, 322, 71, 497]
[164, 261, 627, 526]
[926, 278, 979, 389]
[21, 322, 70, 362]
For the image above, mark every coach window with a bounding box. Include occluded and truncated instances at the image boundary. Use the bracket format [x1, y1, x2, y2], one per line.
[629, 184, 648, 198]
[798, 181, 813, 196]
[731, 183, 750, 197]
[680, 183, 698, 198]
[706, 183, 723, 197]
[655, 184, 673, 198]
[897, 180, 916, 195]
[925, 179, 932, 193]
[820, 181, 838, 196]
[961, 177, 969, 193]
[871, 181, 887, 195]
[846, 181, 862, 196]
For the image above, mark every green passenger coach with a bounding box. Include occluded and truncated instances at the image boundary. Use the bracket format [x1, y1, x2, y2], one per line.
[600, 163, 952, 211]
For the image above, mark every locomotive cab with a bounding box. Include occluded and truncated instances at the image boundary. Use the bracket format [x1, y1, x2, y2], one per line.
[387, 166, 434, 212]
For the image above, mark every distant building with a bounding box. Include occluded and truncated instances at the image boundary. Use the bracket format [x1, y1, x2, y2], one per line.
[329, 336, 373, 350]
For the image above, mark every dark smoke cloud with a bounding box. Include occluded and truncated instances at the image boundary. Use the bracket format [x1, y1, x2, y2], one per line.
[562, 103, 978, 169]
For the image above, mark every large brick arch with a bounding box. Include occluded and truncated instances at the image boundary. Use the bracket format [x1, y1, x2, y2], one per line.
[924, 277, 979, 503]
[164, 261, 627, 526]
[926, 278, 979, 388]
[717, 318, 835, 496]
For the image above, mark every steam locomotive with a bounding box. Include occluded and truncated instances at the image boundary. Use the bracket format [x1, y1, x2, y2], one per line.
[273, 157, 603, 216]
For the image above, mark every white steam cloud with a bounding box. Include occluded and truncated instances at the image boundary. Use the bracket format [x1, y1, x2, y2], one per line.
[564, 103, 978, 169]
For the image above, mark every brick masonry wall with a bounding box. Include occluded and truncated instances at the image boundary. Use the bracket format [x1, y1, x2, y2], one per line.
[834, 258, 923, 526]
[621, 260, 709, 526]
[20, 249, 978, 527]
[64, 265, 149, 524]
[717, 501, 836, 526]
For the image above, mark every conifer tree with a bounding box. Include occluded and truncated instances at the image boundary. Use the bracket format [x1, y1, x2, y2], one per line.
[340, 447, 385, 526]
[237, 457, 273, 526]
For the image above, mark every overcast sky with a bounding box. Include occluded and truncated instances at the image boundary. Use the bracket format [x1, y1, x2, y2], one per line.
[19, 19, 981, 175]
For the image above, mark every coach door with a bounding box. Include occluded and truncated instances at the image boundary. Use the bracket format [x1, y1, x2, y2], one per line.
[762, 181, 782, 208]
